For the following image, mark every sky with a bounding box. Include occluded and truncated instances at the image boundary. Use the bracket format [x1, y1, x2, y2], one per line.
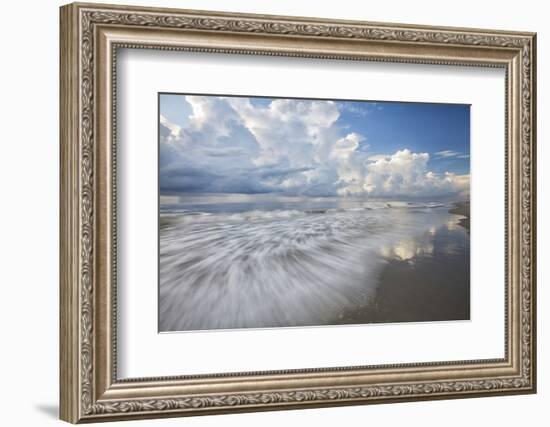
[159, 93, 470, 199]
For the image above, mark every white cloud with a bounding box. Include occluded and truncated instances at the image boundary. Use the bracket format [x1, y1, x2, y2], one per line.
[363, 149, 469, 197]
[160, 96, 469, 199]
[434, 150, 460, 158]
[337, 102, 370, 117]
[433, 150, 470, 160]
[160, 115, 181, 141]
[367, 154, 390, 162]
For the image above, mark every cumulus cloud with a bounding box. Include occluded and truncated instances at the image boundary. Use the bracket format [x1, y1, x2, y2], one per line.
[367, 154, 390, 162]
[364, 149, 469, 197]
[160, 96, 469, 199]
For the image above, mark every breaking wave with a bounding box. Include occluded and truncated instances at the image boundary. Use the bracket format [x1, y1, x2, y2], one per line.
[159, 199, 460, 332]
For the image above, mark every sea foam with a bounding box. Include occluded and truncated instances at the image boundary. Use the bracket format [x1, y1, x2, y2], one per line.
[159, 200, 461, 332]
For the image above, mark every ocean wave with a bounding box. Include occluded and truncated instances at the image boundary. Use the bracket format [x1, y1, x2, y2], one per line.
[159, 205, 457, 331]
[160, 201, 449, 225]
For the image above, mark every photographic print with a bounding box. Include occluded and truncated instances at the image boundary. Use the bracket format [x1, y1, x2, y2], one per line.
[158, 93, 470, 332]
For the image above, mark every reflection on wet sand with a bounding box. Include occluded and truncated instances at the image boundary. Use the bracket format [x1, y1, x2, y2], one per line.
[381, 236, 435, 262]
[379, 213, 465, 263]
[340, 210, 470, 325]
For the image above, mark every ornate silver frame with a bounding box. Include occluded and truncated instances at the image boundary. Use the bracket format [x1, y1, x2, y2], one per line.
[60, 2, 536, 423]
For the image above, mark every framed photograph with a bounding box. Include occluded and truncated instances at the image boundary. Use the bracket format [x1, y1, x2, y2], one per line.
[60, 2, 537, 423]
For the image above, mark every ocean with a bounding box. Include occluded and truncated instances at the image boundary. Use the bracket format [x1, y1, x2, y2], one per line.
[159, 193, 469, 332]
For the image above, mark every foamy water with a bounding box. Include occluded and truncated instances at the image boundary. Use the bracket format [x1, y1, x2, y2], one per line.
[159, 195, 466, 332]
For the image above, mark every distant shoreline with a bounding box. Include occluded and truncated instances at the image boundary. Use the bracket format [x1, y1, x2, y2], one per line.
[449, 201, 470, 231]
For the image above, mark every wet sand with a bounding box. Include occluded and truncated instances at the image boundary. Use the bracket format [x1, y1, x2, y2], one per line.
[336, 204, 471, 325]
[449, 201, 470, 231]
[338, 251, 470, 324]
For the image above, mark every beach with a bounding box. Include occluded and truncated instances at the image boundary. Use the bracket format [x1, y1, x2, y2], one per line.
[159, 194, 470, 332]
[337, 201, 470, 325]
[449, 201, 470, 231]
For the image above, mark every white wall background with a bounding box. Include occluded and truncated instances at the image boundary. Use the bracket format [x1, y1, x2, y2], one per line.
[0, 0, 545, 425]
